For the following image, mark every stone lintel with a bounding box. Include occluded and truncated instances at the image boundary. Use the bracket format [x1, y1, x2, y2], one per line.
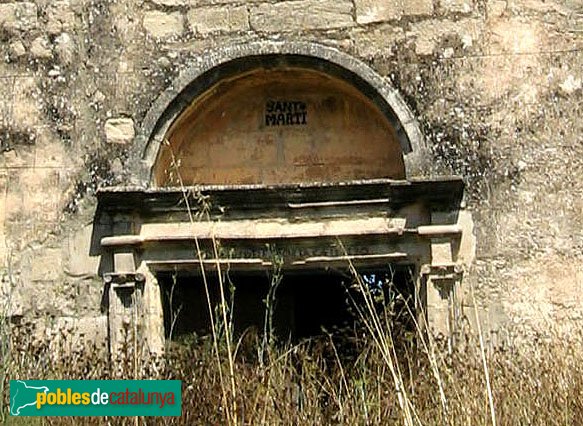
[100, 223, 464, 246]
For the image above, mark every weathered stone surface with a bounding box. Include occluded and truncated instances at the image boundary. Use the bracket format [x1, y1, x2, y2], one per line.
[31, 248, 63, 282]
[65, 225, 99, 278]
[0, 71, 13, 126]
[105, 118, 135, 144]
[12, 76, 42, 129]
[138, 265, 165, 354]
[0, 174, 6, 269]
[497, 257, 583, 339]
[355, 0, 401, 24]
[355, 0, 433, 24]
[352, 26, 406, 58]
[143, 11, 184, 39]
[441, 0, 473, 14]
[0, 2, 37, 33]
[8, 40, 26, 59]
[187, 6, 249, 35]
[150, 0, 195, 5]
[487, 1, 507, 18]
[54, 33, 75, 65]
[459, 215, 476, 266]
[408, 0, 434, 16]
[559, 75, 582, 94]
[30, 36, 53, 59]
[33, 129, 67, 168]
[407, 18, 483, 55]
[33, 316, 108, 356]
[3, 152, 32, 179]
[32, 175, 61, 224]
[0, 269, 24, 317]
[477, 19, 542, 100]
[250, 1, 354, 32]
[12, 75, 43, 130]
[46, 0, 76, 35]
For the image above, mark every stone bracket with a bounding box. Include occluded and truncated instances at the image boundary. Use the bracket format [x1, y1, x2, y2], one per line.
[421, 263, 464, 342]
[105, 272, 146, 359]
[104, 272, 145, 291]
[421, 263, 463, 275]
[421, 264, 463, 298]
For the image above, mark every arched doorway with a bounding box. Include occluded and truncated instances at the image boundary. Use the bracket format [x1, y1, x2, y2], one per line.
[94, 42, 472, 355]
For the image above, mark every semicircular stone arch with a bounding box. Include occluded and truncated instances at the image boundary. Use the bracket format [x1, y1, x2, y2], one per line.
[129, 42, 429, 186]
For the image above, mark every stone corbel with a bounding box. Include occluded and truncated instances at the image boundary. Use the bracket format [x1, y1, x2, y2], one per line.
[421, 264, 463, 296]
[104, 272, 145, 292]
[421, 263, 464, 343]
[105, 272, 146, 358]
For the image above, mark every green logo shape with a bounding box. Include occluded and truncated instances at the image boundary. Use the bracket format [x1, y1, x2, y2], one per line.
[10, 380, 181, 417]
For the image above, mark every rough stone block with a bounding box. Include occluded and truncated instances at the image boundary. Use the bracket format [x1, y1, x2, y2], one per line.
[46, 0, 76, 35]
[0, 3, 37, 34]
[12, 76, 42, 129]
[113, 71, 146, 115]
[0, 75, 14, 127]
[30, 36, 53, 60]
[4, 145, 35, 169]
[0, 173, 6, 268]
[487, 1, 507, 18]
[441, 0, 473, 14]
[74, 277, 104, 314]
[31, 248, 63, 282]
[4, 174, 23, 226]
[407, 0, 434, 16]
[62, 316, 108, 348]
[0, 270, 24, 317]
[104, 118, 135, 144]
[54, 33, 75, 65]
[150, 0, 195, 5]
[33, 129, 67, 168]
[0, 239, 5, 270]
[143, 11, 184, 39]
[355, 0, 402, 24]
[407, 18, 483, 55]
[8, 40, 26, 59]
[457, 210, 476, 266]
[250, 1, 354, 32]
[187, 6, 249, 35]
[66, 225, 99, 278]
[426, 306, 452, 336]
[29, 194, 60, 225]
[34, 316, 108, 355]
[431, 241, 453, 264]
[352, 26, 406, 58]
[559, 75, 582, 95]
[355, 0, 433, 23]
[6, 168, 60, 226]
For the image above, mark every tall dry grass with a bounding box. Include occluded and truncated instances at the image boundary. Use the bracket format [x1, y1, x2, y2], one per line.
[2, 288, 583, 425]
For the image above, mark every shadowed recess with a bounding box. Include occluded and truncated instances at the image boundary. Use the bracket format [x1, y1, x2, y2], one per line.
[154, 67, 406, 186]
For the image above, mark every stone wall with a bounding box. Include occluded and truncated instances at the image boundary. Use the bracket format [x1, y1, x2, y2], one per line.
[0, 0, 581, 345]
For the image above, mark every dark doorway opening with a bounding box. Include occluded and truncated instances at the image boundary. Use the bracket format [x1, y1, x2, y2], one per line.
[158, 265, 416, 343]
